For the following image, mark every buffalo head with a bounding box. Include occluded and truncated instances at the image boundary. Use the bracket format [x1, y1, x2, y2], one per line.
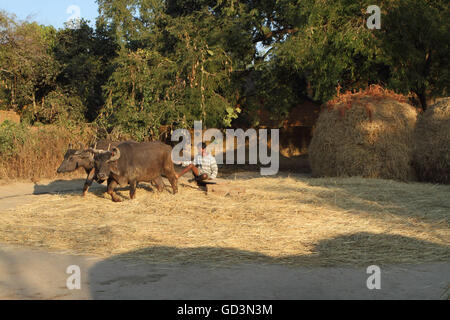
[57, 143, 93, 173]
[93, 147, 121, 180]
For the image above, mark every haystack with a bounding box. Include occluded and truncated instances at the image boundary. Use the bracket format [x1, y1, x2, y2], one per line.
[413, 98, 450, 184]
[309, 86, 418, 181]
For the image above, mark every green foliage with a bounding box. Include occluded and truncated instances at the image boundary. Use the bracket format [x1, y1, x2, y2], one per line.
[97, 9, 237, 139]
[0, 12, 60, 112]
[1, 0, 449, 138]
[273, 0, 449, 108]
[274, 0, 384, 102]
[379, 0, 449, 108]
[0, 120, 29, 157]
[95, 0, 313, 135]
[23, 90, 86, 125]
[53, 19, 118, 121]
[0, 12, 119, 124]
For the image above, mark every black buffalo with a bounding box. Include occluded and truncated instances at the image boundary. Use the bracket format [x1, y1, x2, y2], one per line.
[56, 140, 162, 196]
[93, 141, 178, 202]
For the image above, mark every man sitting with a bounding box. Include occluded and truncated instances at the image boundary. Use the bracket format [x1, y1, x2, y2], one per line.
[176, 142, 218, 183]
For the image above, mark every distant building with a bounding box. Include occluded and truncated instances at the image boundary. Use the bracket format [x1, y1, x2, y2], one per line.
[258, 97, 321, 156]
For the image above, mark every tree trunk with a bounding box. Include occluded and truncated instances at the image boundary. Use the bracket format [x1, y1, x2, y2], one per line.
[32, 91, 36, 111]
[11, 76, 17, 110]
[417, 91, 427, 111]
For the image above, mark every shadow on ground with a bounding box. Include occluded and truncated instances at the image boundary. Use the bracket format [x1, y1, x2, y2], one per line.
[33, 179, 98, 196]
[216, 154, 311, 177]
[91, 232, 449, 268]
[87, 232, 449, 299]
[32, 179, 166, 201]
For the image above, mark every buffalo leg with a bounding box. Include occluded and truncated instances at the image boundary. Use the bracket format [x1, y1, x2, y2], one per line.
[130, 180, 137, 199]
[163, 160, 178, 194]
[82, 168, 95, 196]
[154, 176, 165, 192]
[107, 178, 121, 202]
[167, 174, 178, 194]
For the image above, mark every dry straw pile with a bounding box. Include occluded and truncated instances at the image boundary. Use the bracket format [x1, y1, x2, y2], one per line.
[309, 86, 418, 181]
[413, 98, 450, 184]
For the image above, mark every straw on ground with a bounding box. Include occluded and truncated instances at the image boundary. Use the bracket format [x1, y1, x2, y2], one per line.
[0, 173, 448, 267]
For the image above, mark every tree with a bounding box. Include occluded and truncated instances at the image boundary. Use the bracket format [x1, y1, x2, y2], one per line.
[95, 0, 313, 134]
[0, 11, 59, 114]
[98, 9, 237, 139]
[273, 0, 386, 103]
[53, 19, 118, 121]
[379, 0, 449, 110]
[3, 0, 446, 132]
[270, 0, 449, 109]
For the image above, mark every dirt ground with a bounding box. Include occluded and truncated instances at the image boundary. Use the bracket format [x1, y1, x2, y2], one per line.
[0, 172, 449, 299]
[0, 243, 448, 300]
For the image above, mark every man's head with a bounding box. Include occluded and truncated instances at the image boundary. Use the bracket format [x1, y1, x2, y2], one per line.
[57, 143, 93, 173]
[197, 142, 208, 156]
[93, 147, 121, 180]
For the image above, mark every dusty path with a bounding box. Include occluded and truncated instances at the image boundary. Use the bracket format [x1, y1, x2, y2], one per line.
[0, 179, 448, 299]
[0, 178, 105, 211]
[0, 244, 448, 299]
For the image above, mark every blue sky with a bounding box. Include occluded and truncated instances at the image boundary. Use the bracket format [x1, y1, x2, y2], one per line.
[0, 0, 99, 28]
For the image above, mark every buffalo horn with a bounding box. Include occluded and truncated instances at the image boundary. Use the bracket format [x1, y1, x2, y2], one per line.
[108, 147, 121, 162]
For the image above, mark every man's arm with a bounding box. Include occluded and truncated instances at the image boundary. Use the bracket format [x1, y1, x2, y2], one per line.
[209, 156, 218, 179]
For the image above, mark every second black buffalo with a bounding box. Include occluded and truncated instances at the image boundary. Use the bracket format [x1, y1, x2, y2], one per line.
[93, 141, 178, 202]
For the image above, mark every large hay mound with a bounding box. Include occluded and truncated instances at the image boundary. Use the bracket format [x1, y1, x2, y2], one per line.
[309, 86, 418, 180]
[413, 98, 450, 184]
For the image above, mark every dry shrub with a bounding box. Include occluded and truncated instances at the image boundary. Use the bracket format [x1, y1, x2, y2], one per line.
[413, 98, 450, 184]
[0, 124, 96, 181]
[326, 84, 410, 110]
[309, 85, 418, 180]
[0, 110, 20, 124]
